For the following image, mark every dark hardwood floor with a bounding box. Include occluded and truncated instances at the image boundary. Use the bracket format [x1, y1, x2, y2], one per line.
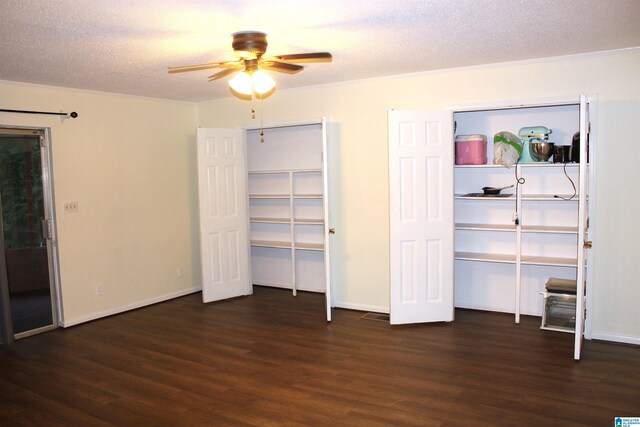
[1, 286, 638, 426]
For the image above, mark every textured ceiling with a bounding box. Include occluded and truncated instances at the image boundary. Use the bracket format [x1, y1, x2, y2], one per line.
[1, 0, 639, 102]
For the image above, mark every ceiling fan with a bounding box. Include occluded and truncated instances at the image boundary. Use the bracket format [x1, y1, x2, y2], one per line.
[167, 31, 332, 96]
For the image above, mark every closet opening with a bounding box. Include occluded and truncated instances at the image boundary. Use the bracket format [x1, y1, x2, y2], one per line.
[197, 119, 333, 321]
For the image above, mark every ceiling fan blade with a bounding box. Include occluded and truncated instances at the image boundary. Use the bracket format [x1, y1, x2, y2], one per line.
[167, 61, 236, 74]
[260, 61, 304, 74]
[271, 52, 332, 63]
[208, 66, 243, 81]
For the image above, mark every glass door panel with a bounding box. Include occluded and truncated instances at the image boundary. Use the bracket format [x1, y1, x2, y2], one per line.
[0, 132, 54, 336]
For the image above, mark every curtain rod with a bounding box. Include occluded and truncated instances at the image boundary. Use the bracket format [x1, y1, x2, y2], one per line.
[0, 109, 78, 118]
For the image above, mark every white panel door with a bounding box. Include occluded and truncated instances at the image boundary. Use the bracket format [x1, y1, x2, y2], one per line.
[388, 110, 454, 324]
[574, 95, 589, 360]
[321, 117, 333, 321]
[197, 128, 251, 303]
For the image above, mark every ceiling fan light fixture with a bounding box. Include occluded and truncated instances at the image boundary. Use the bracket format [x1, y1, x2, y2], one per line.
[228, 69, 275, 96]
[228, 71, 253, 95]
[251, 70, 275, 94]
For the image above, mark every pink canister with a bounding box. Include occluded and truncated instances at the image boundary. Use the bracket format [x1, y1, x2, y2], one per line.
[455, 134, 487, 165]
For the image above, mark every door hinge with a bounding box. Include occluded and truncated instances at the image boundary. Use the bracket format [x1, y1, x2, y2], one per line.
[586, 217, 590, 229]
[587, 122, 591, 134]
[40, 135, 47, 148]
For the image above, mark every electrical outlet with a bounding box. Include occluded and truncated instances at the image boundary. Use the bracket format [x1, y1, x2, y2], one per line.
[177, 267, 184, 278]
[64, 201, 79, 214]
[96, 284, 103, 296]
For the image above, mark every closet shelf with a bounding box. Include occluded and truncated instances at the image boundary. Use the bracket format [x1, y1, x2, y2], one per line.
[455, 194, 515, 200]
[294, 218, 324, 224]
[455, 194, 581, 201]
[250, 240, 324, 251]
[250, 217, 325, 225]
[250, 217, 290, 224]
[455, 251, 577, 267]
[454, 163, 581, 169]
[455, 252, 516, 264]
[522, 194, 580, 201]
[249, 194, 290, 199]
[295, 242, 324, 251]
[250, 193, 323, 199]
[454, 164, 507, 169]
[455, 223, 578, 234]
[292, 193, 323, 199]
[519, 163, 580, 168]
[521, 225, 578, 234]
[251, 240, 291, 249]
[455, 223, 516, 232]
[249, 168, 322, 174]
[521, 255, 577, 267]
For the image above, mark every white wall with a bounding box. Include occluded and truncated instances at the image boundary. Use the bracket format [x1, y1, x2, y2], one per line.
[197, 49, 640, 342]
[2, 49, 637, 343]
[0, 81, 200, 325]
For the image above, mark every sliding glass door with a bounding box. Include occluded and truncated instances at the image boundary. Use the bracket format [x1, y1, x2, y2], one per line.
[0, 128, 58, 341]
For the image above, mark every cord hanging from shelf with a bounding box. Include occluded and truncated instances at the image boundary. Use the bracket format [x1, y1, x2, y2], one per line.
[553, 162, 577, 200]
[513, 160, 525, 225]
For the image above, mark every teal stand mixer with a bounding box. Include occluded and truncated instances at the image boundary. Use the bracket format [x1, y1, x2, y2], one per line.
[518, 126, 553, 163]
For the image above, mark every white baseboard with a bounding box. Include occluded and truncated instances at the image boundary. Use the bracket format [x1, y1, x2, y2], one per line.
[60, 286, 202, 327]
[590, 331, 640, 346]
[332, 300, 389, 314]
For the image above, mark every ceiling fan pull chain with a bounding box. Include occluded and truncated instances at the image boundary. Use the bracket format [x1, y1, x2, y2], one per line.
[251, 92, 256, 119]
[260, 96, 265, 143]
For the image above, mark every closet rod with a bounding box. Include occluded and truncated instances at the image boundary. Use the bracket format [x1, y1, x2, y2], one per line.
[0, 109, 78, 118]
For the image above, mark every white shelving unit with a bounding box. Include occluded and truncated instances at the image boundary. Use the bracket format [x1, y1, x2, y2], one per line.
[453, 102, 592, 325]
[247, 124, 328, 296]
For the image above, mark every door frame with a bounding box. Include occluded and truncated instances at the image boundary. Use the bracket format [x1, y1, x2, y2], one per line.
[389, 95, 596, 357]
[448, 94, 597, 343]
[243, 118, 333, 321]
[0, 125, 63, 338]
[0, 195, 13, 344]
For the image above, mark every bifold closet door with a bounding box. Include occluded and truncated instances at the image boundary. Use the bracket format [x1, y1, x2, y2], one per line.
[388, 110, 455, 325]
[320, 117, 332, 321]
[574, 94, 590, 360]
[197, 128, 251, 302]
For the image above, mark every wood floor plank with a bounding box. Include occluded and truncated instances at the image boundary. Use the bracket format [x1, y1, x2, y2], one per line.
[1, 286, 639, 426]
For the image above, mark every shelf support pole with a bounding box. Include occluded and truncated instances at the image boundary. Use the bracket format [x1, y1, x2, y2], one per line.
[515, 163, 523, 324]
[289, 171, 297, 296]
